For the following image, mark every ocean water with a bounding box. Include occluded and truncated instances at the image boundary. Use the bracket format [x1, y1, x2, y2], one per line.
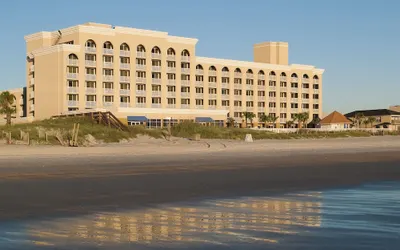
[1, 182, 399, 249]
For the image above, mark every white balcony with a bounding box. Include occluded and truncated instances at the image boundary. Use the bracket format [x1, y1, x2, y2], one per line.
[234, 106, 242, 111]
[302, 99, 310, 103]
[152, 66, 161, 72]
[222, 72, 229, 77]
[281, 87, 287, 92]
[281, 108, 287, 113]
[29, 92, 34, 99]
[151, 103, 161, 108]
[313, 109, 319, 113]
[30, 104, 35, 111]
[269, 108, 276, 113]
[30, 65, 35, 72]
[313, 99, 319, 104]
[103, 62, 113, 68]
[269, 86, 277, 91]
[152, 78, 161, 84]
[85, 60, 96, 67]
[181, 68, 190, 74]
[29, 79, 35, 86]
[195, 105, 204, 109]
[280, 118, 287, 123]
[167, 55, 176, 61]
[209, 94, 217, 99]
[166, 104, 176, 108]
[196, 69, 204, 75]
[167, 67, 176, 73]
[195, 93, 203, 98]
[103, 88, 114, 94]
[258, 106, 265, 111]
[67, 87, 78, 94]
[152, 91, 162, 97]
[258, 75, 265, 80]
[167, 80, 176, 85]
[167, 92, 176, 97]
[291, 108, 298, 113]
[281, 97, 287, 102]
[314, 79, 319, 84]
[103, 75, 113, 81]
[195, 81, 204, 87]
[302, 78, 310, 83]
[281, 76, 287, 81]
[313, 89, 319, 94]
[246, 73, 254, 79]
[269, 97, 276, 102]
[67, 73, 78, 79]
[246, 95, 254, 101]
[221, 94, 229, 100]
[103, 102, 114, 107]
[86, 101, 96, 108]
[136, 90, 146, 96]
[120, 76, 130, 82]
[120, 89, 130, 96]
[68, 59, 79, 66]
[302, 108, 310, 112]
[85, 47, 96, 53]
[67, 100, 79, 107]
[291, 88, 298, 93]
[181, 56, 190, 62]
[291, 98, 299, 102]
[246, 107, 254, 112]
[120, 102, 130, 108]
[258, 96, 265, 101]
[209, 71, 217, 76]
[151, 53, 162, 59]
[234, 95, 242, 101]
[234, 84, 242, 89]
[120, 50, 131, 57]
[257, 85, 265, 90]
[136, 103, 146, 108]
[136, 64, 146, 71]
[220, 83, 228, 89]
[291, 77, 299, 82]
[136, 77, 146, 83]
[181, 80, 190, 86]
[208, 82, 217, 88]
[269, 75, 277, 81]
[136, 51, 146, 58]
[85, 74, 96, 81]
[234, 72, 242, 78]
[103, 48, 114, 55]
[208, 105, 217, 110]
[120, 63, 130, 69]
[246, 84, 253, 90]
[85, 88, 96, 94]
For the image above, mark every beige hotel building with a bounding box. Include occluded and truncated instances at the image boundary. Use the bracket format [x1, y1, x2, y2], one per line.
[23, 22, 324, 127]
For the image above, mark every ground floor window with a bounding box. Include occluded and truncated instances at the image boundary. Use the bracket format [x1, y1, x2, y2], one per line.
[163, 119, 178, 127]
[128, 121, 145, 126]
[147, 119, 162, 129]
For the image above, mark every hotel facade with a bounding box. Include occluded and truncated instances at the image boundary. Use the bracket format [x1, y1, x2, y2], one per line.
[23, 22, 324, 127]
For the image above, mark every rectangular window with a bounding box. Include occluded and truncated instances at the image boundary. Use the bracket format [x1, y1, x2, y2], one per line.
[152, 97, 161, 104]
[86, 68, 96, 74]
[222, 100, 230, 106]
[246, 79, 254, 85]
[302, 83, 309, 89]
[152, 60, 161, 66]
[269, 102, 276, 108]
[234, 89, 242, 95]
[181, 87, 190, 93]
[313, 94, 319, 99]
[86, 81, 96, 88]
[103, 82, 113, 89]
[137, 97, 146, 103]
[209, 100, 217, 105]
[291, 83, 298, 88]
[209, 88, 217, 94]
[291, 93, 298, 98]
[67, 66, 79, 73]
[67, 94, 78, 101]
[104, 96, 114, 102]
[152, 85, 161, 91]
[222, 89, 230, 95]
[258, 102, 265, 107]
[258, 91, 265, 96]
[181, 98, 190, 105]
[280, 81, 287, 87]
[280, 92, 287, 98]
[136, 71, 146, 78]
[86, 95, 96, 101]
[196, 87, 204, 93]
[246, 90, 254, 96]
[167, 61, 176, 67]
[222, 77, 230, 83]
[291, 103, 298, 108]
[269, 81, 276, 87]
[167, 73, 176, 80]
[280, 102, 287, 108]
[137, 84, 146, 91]
[120, 70, 130, 77]
[136, 58, 146, 65]
[152, 72, 161, 79]
[120, 83, 130, 90]
[196, 99, 204, 105]
[67, 80, 79, 87]
[258, 80, 265, 86]
[234, 101, 242, 106]
[269, 92, 276, 97]
[246, 101, 253, 107]
[103, 69, 113, 76]
[234, 78, 242, 84]
[167, 98, 176, 104]
[167, 86, 176, 92]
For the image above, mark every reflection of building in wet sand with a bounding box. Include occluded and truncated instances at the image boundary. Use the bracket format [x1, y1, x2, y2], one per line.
[28, 194, 322, 245]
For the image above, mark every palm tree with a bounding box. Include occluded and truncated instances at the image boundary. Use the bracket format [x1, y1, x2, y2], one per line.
[0, 91, 16, 126]
[354, 113, 365, 128]
[293, 112, 309, 129]
[270, 115, 279, 128]
[367, 116, 376, 128]
[242, 111, 256, 128]
[226, 117, 235, 128]
[258, 113, 268, 127]
[286, 120, 294, 128]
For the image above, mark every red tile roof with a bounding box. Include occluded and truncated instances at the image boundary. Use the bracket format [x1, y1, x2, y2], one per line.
[320, 111, 352, 124]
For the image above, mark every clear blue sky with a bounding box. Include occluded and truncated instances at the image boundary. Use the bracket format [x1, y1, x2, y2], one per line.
[1, 0, 399, 114]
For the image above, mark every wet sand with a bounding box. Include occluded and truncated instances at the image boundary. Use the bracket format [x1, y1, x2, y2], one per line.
[1, 137, 400, 221]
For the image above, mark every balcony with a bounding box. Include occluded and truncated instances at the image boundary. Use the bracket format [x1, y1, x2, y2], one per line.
[152, 78, 161, 84]
[258, 75, 265, 80]
[281, 108, 287, 113]
[246, 84, 253, 90]
[67, 73, 78, 79]
[314, 79, 319, 84]
[85, 88, 96, 94]
[120, 76, 130, 82]
[136, 77, 146, 83]
[269, 75, 277, 81]
[303, 78, 310, 83]
[208, 71, 217, 77]
[30, 104, 35, 111]
[136, 103, 146, 108]
[103, 88, 114, 95]
[85, 47, 96, 53]
[67, 87, 78, 94]
[258, 96, 265, 101]
[302, 99, 310, 103]
[234, 106, 242, 111]
[152, 91, 162, 97]
[246, 107, 254, 112]
[152, 66, 161, 72]
[68, 59, 79, 66]
[195, 93, 203, 98]
[181, 56, 190, 62]
[209, 105, 217, 110]
[220, 83, 229, 89]
[234, 95, 242, 101]
[302, 108, 310, 112]
[291, 88, 298, 93]
[167, 80, 176, 85]
[246, 96, 253, 101]
[196, 69, 204, 75]
[209, 94, 217, 99]
[234, 72, 242, 78]
[167, 67, 176, 73]
[136, 64, 146, 71]
[313, 109, 319, 113]
[136, 51, 146, 58]
[85, 101, 96, 108]
[167, 92, 176, 97]
[103, 75, 113, 81]
[29, 92, 34, 99]
[258, 106, 265, 111]
[281, 97, 287, 102]
[103, 102, 114, 107]
[181, 80, 190, 86]
[181, 68, 190, 74]
[313, 89, 319, 94]
[120, 50, 130, 57]
[234, 84, 242, 89]
[222, 72, 229, 77]
[257, 85, 265, 90]
[269, 86, 277, 91]
[195, 105, 204, 109]
[281, 76, 287, 81]
[167, 104, 176, 108]
[313, 99, 319, 104]
[30, 65, 35, 72]
[85, 60, 96, 67]
[67, 100, 79, 107]
[281, 87, 287, 92]
[208, 82, 217, 88]
[103, 48, 114, 55]
[221, 94, 229, 100]
[85, 74, 96, 81]
[181, 104, 190, 109]
[246, 73, 254, 79]
[269, 97, 276, 102]
[151, 53, 161, 60]
[181, 92, 190, 98]
[269, 108, 276, 113]
[280, 118, 287, 123]
[120, 89, 130, 96]
[291, 98, 299, 102]
[291, 77, 299, 82]
[103, 62, 113, 68]
[167, 55, 176, 61]
[151, 103, 161, 108]
[120, 63, 130, 69]
[291, 108, 298, 113]
[195, 81, 204, 87]
[136, 90, 146, 96]
[120, 102, 130, 108]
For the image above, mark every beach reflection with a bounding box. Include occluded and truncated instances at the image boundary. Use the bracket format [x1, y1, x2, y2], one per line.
[24, 193, 322, 247]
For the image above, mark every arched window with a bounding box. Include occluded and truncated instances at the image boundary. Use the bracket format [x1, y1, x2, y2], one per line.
[85, 40, 96, 48]
[209, 66, 217, 71]
[280, 72, 287, 77]
[291, 73, 298, 78]
[234, 68, 241, 73]
[181, 50, 190, 56]
[246, 69, 253, 74]
[120, 43, 130, 51]
[196, 64, 203, 70]
[269, 71, 276, 76]
[167, 48, 175, 55]
[68, 54, 78, 60]
[103, 41, 113, 49]
[222, 67, 229, 72]
[303, 74, 309, 79]
[258, 70, 265, 75]
[151, 46, 161, 54]
[313, 75, 319, 80]
[137, 45, 146, 52]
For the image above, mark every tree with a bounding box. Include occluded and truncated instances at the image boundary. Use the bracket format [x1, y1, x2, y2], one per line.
[270, 115, 279, 128]
[0, 91, 16, 126]
[286, 120, 294, 128]
[354, 113, 365, 128]
[242, 112, 256, 128]
[226, 117, 235, 128]
[293, 112, 309, 129]
[367, 116, 376, 128]
[258, 113, 268, 127]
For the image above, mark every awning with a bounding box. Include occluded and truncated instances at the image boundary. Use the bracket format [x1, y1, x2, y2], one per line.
[127, 116, 148, 122]
[195, 117, 214, 123]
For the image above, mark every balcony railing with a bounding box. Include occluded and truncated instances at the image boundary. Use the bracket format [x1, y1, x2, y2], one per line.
[269, 97, 276, 102]
[181, 104, 190, 109]
[281, 97, 287, 102]
[234, 72, 242, 78]
[234, 84, 241, 89]
[234, 106, 242, 111]
[246, 107, 254, 112]
[208, 105, 217, 110]
[30, 79, 35, 86]
[269, 75, 277, 81]
[167, 92, 176, 97]
[85, 88, 96, 94]
[195, 81, 204, 87]
[67, 73, 78, 79]
[120, 76, 130, 82]
[195, 93, 203, 98]
[68, 59, 79, 66]
[234, 95, 242, 101]
[291, 77, 299, 82]
[151, 53, 162, 59]
[196, 69, 204, 75]
[269, 108, 276, 113]
[152, 66, 161, 72]
[269, 86, 277, 91]
[302, 99, 309, 103]
[246, 84, 253, 90]
[85, 47, 96, 53]
[136, 51, 146, 58]
[85, 74, 96, 81]
[257, 85, 265, 90]
[30, 65, 35, 72]
[136, 64, 146, 71]
[29, 92, 34, 99]
[181, 68, 190, 74]
[280, 118, 287, 123]
[67, 100, 79, 107]
[313, 89, 319, 94]
[120, 50, 130, 57]
[258, 75, 265, 80]
[208, 71, 217, 76]
[30, 104, 35, 111]
[222, 72, 229, 77]
[120, 63, 130, 69]
[181, 80, 190, 86]
[167, 55, 176, 61]
[221, 83, 229, 89]
[151, 103, 161, 108]
[303, 78, 310, 83]
[85, 101, 96, 108]
[281, 108, 287, 113]
[313, 79, 319, 84]
[167, 104, 176, 109]
[208, 82, 216, 88]
[103, 75, 113, 81]
[103, 102, 114, 107]
[209, 94, 217, 99]
[291, 98, 299, 102]
[291, 88, 298, 93]
[136, 90, 146, 96]
[313, 99, 319, 103]
[281, 87, 287, 92]
[103, 88, 114, 94]
[85, 60, 96, 67]
[221, 94, 229, 100]
[103, 62, 113, 68]
[136, 77, 146, 83]
[67, 87, 78, 94]
[281, 76, 287, 81]
[181, 92, 190, 98]
[258, 106, 265, 111]
[152, 78, 161, 84]
[103, 48, 114, 55]
[120, 102, 130, 108]
[167, 67, 176, 73]
[246, 73, 254, 79]
[246, 95, 254, 101]
[181, 56, 190, 62]
[136, 103, 146, 108]
[152, 91, 162, 97]
[120, 89, 130, 96]
[258, 96, 265, 101]
[291, 108, 299, 113]
[313, 109, 319, 113]
[167, 80, 176, 85]
[195, 105, 204, 109]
